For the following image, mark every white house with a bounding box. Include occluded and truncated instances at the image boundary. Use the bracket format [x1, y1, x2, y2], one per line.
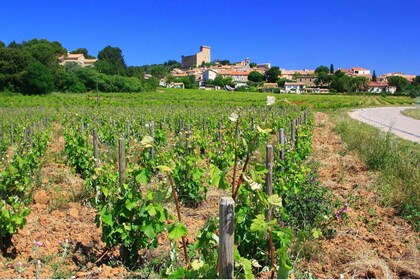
[284, 82, 306, 93]
[202, 69, 218, 82]
[368, 81, 396, 94]
[58, 53, 97, 67]
[351, 67, 371, 77]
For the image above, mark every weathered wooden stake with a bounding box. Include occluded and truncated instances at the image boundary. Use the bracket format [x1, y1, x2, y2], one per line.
[218, 197, 235, 279]
[118, 138, 126, 187]
[81, 119, 84, 134]
[126, 122, 130, 143]
[93, 129, 99, 165]
[291, 121, 295, 147]
[266, 145, 276, 278]
[279, 128, 285, 172]
[218, 121, 223, 150]
[150, 121, 155, 159]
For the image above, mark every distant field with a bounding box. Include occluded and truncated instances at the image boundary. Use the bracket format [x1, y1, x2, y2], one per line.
[401, 107, 420, 120]
[0, 89, 414, 109]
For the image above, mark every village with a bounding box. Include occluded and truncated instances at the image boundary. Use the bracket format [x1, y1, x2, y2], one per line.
[161, 46, 416, 94]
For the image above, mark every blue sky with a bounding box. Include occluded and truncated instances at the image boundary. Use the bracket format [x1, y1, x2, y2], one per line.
[1, 0, 419, 75]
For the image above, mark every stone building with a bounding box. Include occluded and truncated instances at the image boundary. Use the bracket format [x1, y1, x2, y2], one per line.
[181, 46, 211, 69]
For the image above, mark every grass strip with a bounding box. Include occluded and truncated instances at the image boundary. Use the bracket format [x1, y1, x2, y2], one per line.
[330, 111, 420, 230]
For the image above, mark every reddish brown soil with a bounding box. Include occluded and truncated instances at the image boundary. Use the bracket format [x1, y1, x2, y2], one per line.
[0, 115, 419, 278]
[297, 112, 420, 279]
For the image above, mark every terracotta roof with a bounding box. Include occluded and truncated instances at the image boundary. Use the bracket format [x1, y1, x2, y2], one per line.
[369, 81, 389, 87]
[67, 53, 84, 58]
[285, 82, 305, 86]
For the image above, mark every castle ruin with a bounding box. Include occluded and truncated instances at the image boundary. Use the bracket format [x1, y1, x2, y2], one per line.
[181, 46, 211, 69]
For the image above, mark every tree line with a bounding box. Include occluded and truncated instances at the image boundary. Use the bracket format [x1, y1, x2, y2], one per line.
[0, 38, 181, 95]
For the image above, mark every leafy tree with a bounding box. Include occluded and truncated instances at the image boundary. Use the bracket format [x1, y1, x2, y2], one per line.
[334, 69, 346, 78]
[70, 48, 95, 59]
[315, 72, 332, 87]
[0, 41, 5, 48]
[179, 75, 198, 89]
[351, 76, 369, 92]
[413, 76, 420, 86]
[330, 74, 351, 92]
[315, 65, 329, 75]
[126, 66, 145, 79]
[0, 48, 32, 91]
[372, 70, 377, 81]
[21, 60, 54, 94]
[249, 62, 257, 68]
[263, 66, 280, 83]
[148, 65, 168, 79]
[277, 78, 292, 87]
[96, 45, 127, 75]
[387, 76, 409, 92]
[248, 70, 264, 83]
[219, 60, 230, 65]
[163, 60, 181, 70]
[330, 64, 334, 74]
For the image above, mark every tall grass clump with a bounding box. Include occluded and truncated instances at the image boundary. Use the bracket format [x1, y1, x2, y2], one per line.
[333, 116, 420, 230]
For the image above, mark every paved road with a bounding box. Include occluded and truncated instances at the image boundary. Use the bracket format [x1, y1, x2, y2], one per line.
[348, 106, 420, 143]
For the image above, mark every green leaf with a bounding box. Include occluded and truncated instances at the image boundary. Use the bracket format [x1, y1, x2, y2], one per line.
[143, 223, 156, 239]
[125, 199, 137, 211]
[311, 228, 323, 239]
[157, 165, 173, 173]
[168, 222, 188, 240]
[191, 259, 204, 271]
[268, 194, 282, 207]
[250, 214, 267, 233]
[101, 211, 114, 226]
[135, 169, 149, 184]
[146, 203, 157, 217]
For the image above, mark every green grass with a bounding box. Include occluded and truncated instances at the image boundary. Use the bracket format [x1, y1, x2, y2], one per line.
[0, 88, 414, 109]
[330, 111, 420, 230]
[401, 107, 420, 120]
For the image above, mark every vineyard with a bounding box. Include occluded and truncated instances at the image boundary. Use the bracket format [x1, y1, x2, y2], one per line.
[0, 91, 418, 278]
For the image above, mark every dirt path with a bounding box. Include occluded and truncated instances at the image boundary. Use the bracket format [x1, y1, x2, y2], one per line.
[349, 106, 420, 143]
[298, 112, 420, 278]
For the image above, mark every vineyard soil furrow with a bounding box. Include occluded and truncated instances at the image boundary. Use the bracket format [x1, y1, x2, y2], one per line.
[296, 112, 420, 279]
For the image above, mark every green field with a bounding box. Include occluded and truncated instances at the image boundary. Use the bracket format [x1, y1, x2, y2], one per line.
[0, 89, 414, 109]
[0, 90, 418, 278]
[401, 107, 420, 120]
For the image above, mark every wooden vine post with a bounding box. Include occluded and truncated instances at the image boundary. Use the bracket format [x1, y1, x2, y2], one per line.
[266, 145, 276, 278]
[218, 197, 235, 279]
[279, 128, 285, 172]
[150, 121, 155, 159]
[93, 129, 99, 166]
[118, 138, 126, 187]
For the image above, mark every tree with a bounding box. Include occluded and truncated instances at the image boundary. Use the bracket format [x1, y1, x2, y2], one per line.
[0, 48, 32, 91]
[163, 60, 181, 70]
[248, 70, 264, 83]
[96, 45, 127, 75]
[264, 66, 280, 83]
[315, 65, 329, 75]
[249, 62, 257, 68]
[21, 60, 54, 94]
[387, 76, 409, 93]
[330, 74, 351, 92]
[219, 60, 230, 65]
[0, 41, 5, 48]
[351, 76, 369, 92]
[70, 48, 95, 59]
[330, 64, 334, 74]
[315, 72, 332, 87]
[413, 76, 420, 86]
[372, 70, 377, 82]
